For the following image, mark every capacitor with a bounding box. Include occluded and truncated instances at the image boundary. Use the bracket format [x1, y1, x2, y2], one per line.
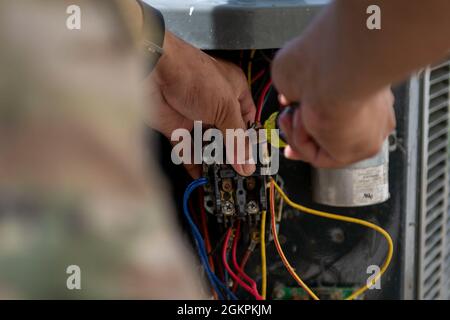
[312, 140, 389, 207]
[264, 104, 389, 207]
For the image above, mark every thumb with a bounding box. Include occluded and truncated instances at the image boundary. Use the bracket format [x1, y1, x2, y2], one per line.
[214, 98, 256, 176]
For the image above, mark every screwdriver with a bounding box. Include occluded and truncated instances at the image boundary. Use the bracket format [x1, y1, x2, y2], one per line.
[263, 102, 300, 148]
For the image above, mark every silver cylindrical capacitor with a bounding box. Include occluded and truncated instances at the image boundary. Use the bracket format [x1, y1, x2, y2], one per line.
[312, 140, 389, 207]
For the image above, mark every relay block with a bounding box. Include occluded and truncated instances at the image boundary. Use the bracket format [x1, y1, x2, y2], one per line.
[202, 163, 268, 227]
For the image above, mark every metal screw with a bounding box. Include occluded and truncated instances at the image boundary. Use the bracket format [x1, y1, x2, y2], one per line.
[246, 201, 259, 214]
[222, 201, 235, 215]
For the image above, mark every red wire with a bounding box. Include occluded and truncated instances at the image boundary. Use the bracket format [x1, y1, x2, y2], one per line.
[199, 189, 215, 272]
[231, 221, 259, 291]
[251, 69, 266, 85]
[222, 227, 263, 300]
[255, 79, 272, 122]
[232, 249, 252, 292]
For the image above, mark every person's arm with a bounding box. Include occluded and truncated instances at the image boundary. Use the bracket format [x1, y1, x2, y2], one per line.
[272, 0, 450, 167]
[116, 0, 143, 36]
[119, 1, 256, 177]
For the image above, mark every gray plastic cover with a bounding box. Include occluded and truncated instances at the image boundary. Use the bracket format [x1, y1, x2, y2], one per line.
[144, 0, 329, 50]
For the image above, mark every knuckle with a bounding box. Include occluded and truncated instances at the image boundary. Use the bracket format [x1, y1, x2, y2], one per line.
[214, 97, 227, 124]
[182, 85, 199, 110]
[215, 96, 236, 128]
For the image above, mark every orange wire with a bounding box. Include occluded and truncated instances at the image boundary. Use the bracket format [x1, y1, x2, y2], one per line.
[269, 182, 320, 300]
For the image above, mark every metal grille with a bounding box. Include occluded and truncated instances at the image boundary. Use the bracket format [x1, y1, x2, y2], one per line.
[446, 62, 450, 300]
[418, 59, 450, 300]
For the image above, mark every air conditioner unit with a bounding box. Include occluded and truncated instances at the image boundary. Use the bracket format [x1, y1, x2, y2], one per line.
[150, 0, 450, 300]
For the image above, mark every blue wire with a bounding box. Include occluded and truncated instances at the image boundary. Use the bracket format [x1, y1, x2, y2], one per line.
[183, 179, 222, 299]
[184, 179, 235, 300]
[184, 178, 238, 300]
[183, 178, 238, 300]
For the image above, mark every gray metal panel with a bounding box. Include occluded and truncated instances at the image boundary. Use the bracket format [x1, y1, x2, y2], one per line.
[418, 59, 450, 300]
[401, 75, 421, 300]
[146, 0, 329, 49]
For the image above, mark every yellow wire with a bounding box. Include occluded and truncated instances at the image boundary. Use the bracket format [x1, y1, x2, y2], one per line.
[269, 183, 320, 300]
[269, 178, 394, 300]
[260, 210, 267, 299]
[247, 50, 256, 87]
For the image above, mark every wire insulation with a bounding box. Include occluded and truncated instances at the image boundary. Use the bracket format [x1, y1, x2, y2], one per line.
[251, 69, 266, 85]
[247, 49, 256, 87]
[256, 80, 272, 122]
[199, 189, 215, 272]
[270, 178, 394, 300]
[232, 248, 253, 293]
[222, 227, 263, 300]
[260, 210, 267, 299]
[231, 221, 261, 296]
[269, 182, 320, 300]
[183, 178, 238, 300]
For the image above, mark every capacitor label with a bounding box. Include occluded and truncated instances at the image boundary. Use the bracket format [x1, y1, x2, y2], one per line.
[352, 164, 389, 206]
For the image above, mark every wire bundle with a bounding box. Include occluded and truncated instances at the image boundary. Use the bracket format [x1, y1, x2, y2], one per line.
[222, 222, 263, 300]
[182, 50, 393, 301]
[183, 178, 237, 300]
[184, 172, 393, 300]
[269, 177, 394, 300]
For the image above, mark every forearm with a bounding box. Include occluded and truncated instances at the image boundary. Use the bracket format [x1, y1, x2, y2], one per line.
[116, 0, 144, 40]
[116, 0, 167, 73]
[285, 0, 450, 109]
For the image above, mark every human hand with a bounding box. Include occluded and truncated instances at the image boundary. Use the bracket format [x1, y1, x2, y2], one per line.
[272, 41, 395, 168]
[146, 32, 256, 178]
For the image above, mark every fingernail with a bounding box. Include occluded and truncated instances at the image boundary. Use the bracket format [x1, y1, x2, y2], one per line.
[284, 146, 294, 159]
[242, 163, 256, 176]
[234, 164, 245, 176]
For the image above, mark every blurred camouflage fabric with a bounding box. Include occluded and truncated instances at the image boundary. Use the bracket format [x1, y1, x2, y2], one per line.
[0, 0, 204, 299]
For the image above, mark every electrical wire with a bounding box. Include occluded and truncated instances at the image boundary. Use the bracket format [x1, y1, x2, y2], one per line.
[260, 210, 267, 299]
[247, 49, 256, 87]
[222, 227, 263, 300]
[199, 189, 215, 272]
[269, 182, 320, 300]
[231, 221, 261, 298]
[232, 247, 253, 293]
[183, 178, 238, 300]
[251, 69, 266, 85]
[269, 177, 394, 300]
[256, 80, 272, 122]
[198, 190, 218, 299]
[189, 191, 217, 299]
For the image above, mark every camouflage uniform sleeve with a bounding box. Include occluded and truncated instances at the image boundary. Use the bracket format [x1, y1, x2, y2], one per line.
[0, 0, 205, 299]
